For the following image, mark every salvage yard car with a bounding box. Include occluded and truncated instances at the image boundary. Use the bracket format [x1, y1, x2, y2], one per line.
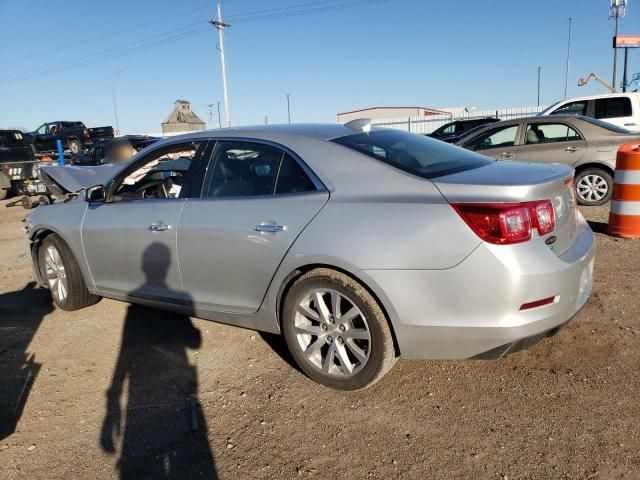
[24, 122, 595, 390]
[24, 121, 114, 155]
[456, 115, 640, 206]
[0, 129, 48, 200]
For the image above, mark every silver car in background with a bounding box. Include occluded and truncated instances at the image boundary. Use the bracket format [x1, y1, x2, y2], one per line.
[25, 122, 595, 390]
[456, 115, 640, 206]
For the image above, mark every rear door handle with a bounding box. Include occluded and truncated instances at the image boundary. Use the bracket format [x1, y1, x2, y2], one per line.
[624, 122, 636, 126]
[564, 146, 580, 152]
[500, 152, 516, 158]
[149, 223, 172, 232]
[254, 223, 287, 233]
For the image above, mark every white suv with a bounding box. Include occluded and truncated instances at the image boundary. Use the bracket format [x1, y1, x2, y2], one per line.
[540, 92, 640, 132]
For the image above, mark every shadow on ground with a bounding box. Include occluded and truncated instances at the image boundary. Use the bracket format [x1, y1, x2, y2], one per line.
[0, 283, 52, 440]
[100, 243, 218, 479]
[587, 220, 608, 234]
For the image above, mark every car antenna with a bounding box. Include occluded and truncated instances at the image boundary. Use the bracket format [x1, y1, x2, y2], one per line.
[344, 118, 372, 133]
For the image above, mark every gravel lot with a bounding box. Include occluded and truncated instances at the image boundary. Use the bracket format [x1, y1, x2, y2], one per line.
[1, 200, 638, 480]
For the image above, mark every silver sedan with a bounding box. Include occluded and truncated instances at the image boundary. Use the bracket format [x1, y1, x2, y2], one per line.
[25, 122, 595, 390]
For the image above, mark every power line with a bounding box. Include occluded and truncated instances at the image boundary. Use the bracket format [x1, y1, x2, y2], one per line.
[1, 0, 391, 84]
[0, 26, 210, 83]
[232, 0, 389, 23]
[0, 1, 214, 63]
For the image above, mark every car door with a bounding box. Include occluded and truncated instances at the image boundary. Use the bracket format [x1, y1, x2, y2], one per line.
[594, 96, 636, 129]
[81, 140, 206, 303]
[177, 139, 329, 314]
[33, 124, 51, 151]
[517, 121, 587, 166]
[459, 123, 521, 160]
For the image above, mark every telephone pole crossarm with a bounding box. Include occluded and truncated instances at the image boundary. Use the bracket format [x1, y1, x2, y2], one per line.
[208, 19, 231, 29]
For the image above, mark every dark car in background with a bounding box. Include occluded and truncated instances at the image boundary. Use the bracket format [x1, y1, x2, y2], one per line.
[25, 121, 114, 155]
[0, 130, 41, 200]
[71, 135, 159, 166]
[427, 117, 500, 143]
[456, 115, 640, 206]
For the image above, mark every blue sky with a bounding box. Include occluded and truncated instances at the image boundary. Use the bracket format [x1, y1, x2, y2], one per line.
[0, 0, 638, 134]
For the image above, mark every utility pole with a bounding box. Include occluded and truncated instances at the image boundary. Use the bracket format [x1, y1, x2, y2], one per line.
[209, 3, 231, 127]
[622, 47, 629, 92]
[217, 101, 222, 128]
[112, 65, 130, 136]
[564, 17, 572, 99]
[609, 0, 627, 89]
[286, 94, 291, 123]
[537, 66, 541, 106]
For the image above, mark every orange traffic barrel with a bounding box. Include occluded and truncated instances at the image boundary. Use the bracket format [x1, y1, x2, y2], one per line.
[608, 143, 640, 238]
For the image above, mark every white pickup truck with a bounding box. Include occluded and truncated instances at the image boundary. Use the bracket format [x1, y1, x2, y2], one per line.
[540, 92, 640, 132]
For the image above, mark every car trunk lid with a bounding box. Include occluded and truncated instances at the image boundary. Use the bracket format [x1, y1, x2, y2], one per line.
[433, 161, 578, 256]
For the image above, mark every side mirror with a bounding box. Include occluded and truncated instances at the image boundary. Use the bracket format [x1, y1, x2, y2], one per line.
[85, 185, 105, 203]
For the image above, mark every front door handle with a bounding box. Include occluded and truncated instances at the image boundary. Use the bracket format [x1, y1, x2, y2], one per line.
[624, 122, 636, 126]
[564, 146, 580, 152]
[500, 152, 516, 158]
[254, 223, 287, 233]
[149, 223, 172, 232]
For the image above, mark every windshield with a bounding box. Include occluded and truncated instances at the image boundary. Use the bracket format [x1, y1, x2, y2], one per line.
[432, 122, 455, 136]
[332, 129, 492, 179]
[538, 101, 562, 115]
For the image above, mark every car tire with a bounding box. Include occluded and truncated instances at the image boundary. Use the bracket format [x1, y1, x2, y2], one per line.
[282, 268, 397, 390]
[0, 172, 10, 200]
[68, 139, 82, 155]
[574, 168, 613, 206]
[38, 234, 100, 311]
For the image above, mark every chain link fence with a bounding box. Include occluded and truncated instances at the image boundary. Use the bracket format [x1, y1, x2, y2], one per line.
[371, 105, 547, 134]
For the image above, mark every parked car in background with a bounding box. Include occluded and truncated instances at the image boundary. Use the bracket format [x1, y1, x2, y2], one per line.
[70, 136, 159, 166]
[539, 92, 640, 132]
[27, 123, 594, 390]
[427, 117, 500, 143]
[24, 121, 114, 155]
[0, 130, 48, 200]
[456, 115, 640, 206]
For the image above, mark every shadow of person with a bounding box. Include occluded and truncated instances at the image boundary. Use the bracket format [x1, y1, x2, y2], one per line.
[100, 243, 217, 479]
[0, 282, 53, 440]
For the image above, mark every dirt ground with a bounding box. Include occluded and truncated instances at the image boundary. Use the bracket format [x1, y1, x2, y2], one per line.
[0, 199, 638, 480]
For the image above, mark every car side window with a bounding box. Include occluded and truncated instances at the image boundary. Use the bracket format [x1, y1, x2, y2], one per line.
[202, 141, 317, 198]
[463, 125, 519, 151]
[550, 100, 587, 116]
[36, 125, 47, 135]
[524, 123, 582, 144]
[595, 97, 632, 119]
[275, 154, 316, 194]
[111, 141, 201, 201]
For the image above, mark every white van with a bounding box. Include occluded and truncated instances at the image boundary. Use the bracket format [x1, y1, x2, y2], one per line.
[540, 92, 640, 131]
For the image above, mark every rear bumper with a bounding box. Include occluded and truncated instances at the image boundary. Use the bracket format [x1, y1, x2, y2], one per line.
[362, 214, 595, 359]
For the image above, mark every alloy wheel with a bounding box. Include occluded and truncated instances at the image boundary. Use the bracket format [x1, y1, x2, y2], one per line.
[44, 245, 68, 303]
[576, 174, 608, 203]
[294, 288, 371, 377]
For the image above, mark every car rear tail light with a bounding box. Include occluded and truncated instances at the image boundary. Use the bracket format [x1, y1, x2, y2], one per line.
[531, 199, 555, 235]
[452, 200, 556, 245]
[83, 129, 90, 138]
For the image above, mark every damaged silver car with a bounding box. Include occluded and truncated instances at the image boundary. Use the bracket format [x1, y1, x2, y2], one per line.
[25, 123, 595, 390]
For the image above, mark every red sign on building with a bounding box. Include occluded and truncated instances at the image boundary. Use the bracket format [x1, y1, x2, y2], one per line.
[614, 35, 640, 48]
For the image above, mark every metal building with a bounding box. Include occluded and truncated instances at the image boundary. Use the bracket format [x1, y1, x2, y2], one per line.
[336, 106, 449, 123]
